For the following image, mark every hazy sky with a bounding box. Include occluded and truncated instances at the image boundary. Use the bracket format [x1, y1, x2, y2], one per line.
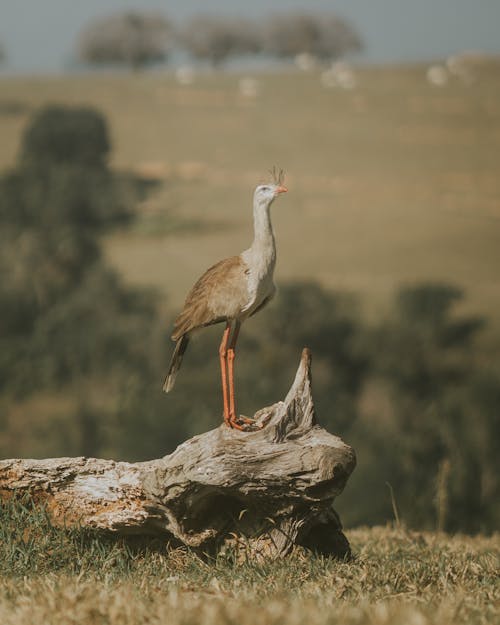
[1, 0, 499, 72]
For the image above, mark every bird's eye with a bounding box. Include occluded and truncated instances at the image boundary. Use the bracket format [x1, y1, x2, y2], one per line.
[261, 186, 269, 192]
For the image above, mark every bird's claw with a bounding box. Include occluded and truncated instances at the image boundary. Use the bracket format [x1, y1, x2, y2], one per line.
[225, 413, 268, 432]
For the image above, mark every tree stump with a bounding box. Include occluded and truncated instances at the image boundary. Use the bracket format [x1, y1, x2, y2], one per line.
[0, 349, 356, 559]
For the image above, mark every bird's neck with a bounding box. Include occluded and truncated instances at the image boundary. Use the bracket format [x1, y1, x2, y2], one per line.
[249, 200, 276, 263]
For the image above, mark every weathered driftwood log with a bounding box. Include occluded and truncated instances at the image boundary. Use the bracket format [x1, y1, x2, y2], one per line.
[0, 349, 356, 559]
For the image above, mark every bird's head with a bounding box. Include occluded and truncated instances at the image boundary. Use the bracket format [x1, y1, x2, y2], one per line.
[254, 167, 287, 206]
[254, 183, 288, 203]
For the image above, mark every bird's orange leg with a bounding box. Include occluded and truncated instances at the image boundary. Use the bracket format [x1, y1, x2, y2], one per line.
[226, 322, 260, 431]
[219, 322, 231, 426]
[227, 321, 240, 427]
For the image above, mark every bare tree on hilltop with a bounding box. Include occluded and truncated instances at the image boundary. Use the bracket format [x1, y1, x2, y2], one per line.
[265, 12, 363, 63]
[78, 11, 173, 71]
[181, 15, 262, 68]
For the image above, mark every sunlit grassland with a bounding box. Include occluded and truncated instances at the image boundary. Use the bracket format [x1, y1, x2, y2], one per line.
[0, 498, 498, 625]
[0, 65, 499, 343]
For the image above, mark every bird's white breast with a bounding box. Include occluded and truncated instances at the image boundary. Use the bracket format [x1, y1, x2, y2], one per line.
[240, 244, 276, 317]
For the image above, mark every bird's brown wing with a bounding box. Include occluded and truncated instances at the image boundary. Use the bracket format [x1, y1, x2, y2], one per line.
[171, 255, 249, 340]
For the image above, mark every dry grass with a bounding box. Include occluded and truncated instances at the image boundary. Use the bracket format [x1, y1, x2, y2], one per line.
[1, 66, 499, 339]
[0, 509, 498, 625]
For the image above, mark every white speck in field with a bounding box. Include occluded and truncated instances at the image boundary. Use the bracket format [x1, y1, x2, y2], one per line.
[332, 62, 357, 89]
[322, 62, 357, 89]
[426, 65, 448, 87]
[176, 66, 195, 86]
[239, 77, 260, 98]
[295, 52, 317, 71]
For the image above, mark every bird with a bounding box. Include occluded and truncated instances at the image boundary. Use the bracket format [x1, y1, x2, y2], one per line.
[163, 168, 288, 431]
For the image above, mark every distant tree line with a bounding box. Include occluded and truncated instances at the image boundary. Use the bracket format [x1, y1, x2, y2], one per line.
[0, 105, 498, 535]
[78, 12, 172, 72]
[78, 10, 363, 71]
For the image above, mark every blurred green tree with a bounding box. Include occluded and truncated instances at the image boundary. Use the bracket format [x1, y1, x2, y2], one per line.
[437, 369, 500, 533]
[21, 106, 110, 168]
[356, 283, 496, 532]
[0, 105, 181, 458]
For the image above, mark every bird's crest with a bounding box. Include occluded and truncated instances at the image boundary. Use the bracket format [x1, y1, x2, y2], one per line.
[269, 166, 285, 187]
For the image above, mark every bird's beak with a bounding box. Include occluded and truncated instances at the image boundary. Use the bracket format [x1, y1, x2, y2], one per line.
[275, 185, 288, 195]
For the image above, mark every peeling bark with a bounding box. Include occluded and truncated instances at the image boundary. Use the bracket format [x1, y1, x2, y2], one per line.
[0, 349, 356, 559]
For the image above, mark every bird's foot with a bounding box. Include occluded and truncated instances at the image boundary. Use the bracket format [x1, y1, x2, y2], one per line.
[225, 413, 268, 432]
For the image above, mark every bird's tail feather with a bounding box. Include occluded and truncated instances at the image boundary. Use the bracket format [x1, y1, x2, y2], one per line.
[163, 335, 189, 393]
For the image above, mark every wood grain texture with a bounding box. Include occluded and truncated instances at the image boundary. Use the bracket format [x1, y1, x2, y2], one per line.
[0, 349, 356, 559]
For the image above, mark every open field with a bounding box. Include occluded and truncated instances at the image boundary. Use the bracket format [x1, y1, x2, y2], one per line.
[1, 65, 499, 339]
[0, 497, 498, 625]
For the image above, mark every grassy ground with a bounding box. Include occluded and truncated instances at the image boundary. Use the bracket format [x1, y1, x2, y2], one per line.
[0, 499, 498, 625]
[1, 65, 499, 337]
